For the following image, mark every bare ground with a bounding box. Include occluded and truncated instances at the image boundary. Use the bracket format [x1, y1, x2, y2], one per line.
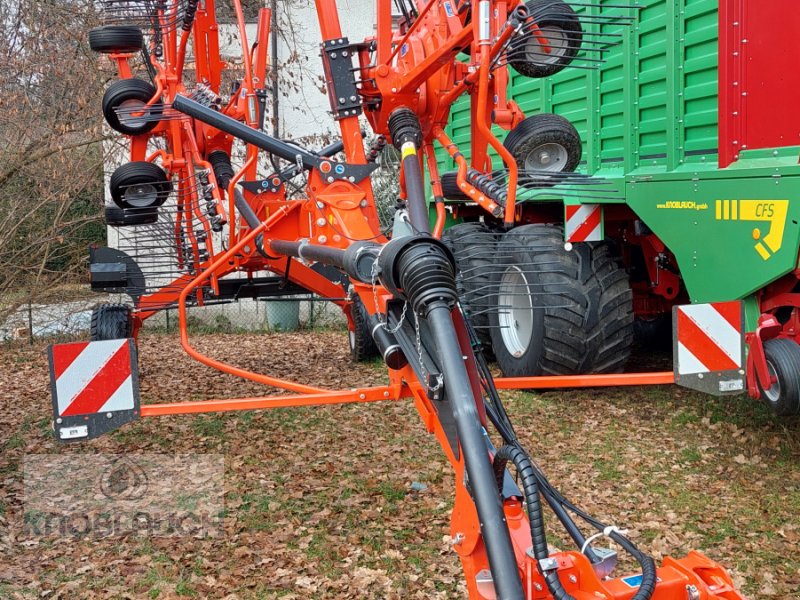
[0, 331, 798, 599]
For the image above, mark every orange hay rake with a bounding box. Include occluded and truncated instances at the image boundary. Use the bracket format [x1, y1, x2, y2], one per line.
[50, 0, 746, 598]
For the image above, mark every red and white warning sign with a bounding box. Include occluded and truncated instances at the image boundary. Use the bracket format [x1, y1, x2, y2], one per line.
[674, 301, 744, 394]
[49, 339, 140, 441]
[565, 204, 603, 242]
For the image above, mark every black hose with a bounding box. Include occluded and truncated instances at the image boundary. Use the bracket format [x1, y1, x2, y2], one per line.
[492, 444, 575, 600]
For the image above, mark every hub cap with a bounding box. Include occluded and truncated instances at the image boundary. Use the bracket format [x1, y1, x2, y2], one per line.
[524, 142, 569, 173]
[123, 183, 159, 208]
[763, 361, 782, 404]
[522, 26, 569, 65]
[497, 265, 534, 358]
[117, 99, 149, 128]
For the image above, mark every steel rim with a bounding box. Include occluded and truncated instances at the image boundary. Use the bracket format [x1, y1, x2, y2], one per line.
[118, 99, 149, 128]
[497, 265, 534, 358]
[524, 142, 569, 173]
[763, 361, 782, 404]
[123, 183, 158, 207]
[523, 27, 568, 65]
[348, 329, 356, 351]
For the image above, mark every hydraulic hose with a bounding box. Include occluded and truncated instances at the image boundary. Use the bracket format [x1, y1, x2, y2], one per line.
[493, 444, 575, 600]
[376, 235, 524, 599]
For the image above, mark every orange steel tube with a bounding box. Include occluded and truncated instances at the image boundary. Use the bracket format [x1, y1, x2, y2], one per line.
[433, 126, 502, 217]
[176, 203, 330, 395]
[494, 371, 676, 390]
[424, 143, 447, 238]
[227, 151, 258, 247]
[386, 0, 440, 64]
[139, 385, 408, 416]
[474, 44, 519, 225]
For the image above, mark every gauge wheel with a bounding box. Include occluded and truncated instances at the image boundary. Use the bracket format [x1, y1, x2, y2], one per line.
[759, 338, 800, 416]
[348, 295, 379, 362]
[507, 0, 583, 78]
[102, 78, 161, 135]
[88, 26, 144, 54]
[90, 304, 133, 340]
[109, 162, 172, 209]
[503, 113, 581, 186]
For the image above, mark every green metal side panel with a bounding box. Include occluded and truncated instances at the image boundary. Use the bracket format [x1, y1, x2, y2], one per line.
[627, 172, 800, 302]
[441, 0, 720, 177]
[438, 0, 800, 304]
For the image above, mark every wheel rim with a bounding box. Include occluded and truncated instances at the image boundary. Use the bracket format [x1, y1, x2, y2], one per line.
[763, 361, 782, 404]
[348, 329, 356, 351]
[117, 99, 149, 129]
[497, 265, 534, 358]
[522, 27, 568, 65]
[123, 183, 159, 207]
[524, 142, 569, 173]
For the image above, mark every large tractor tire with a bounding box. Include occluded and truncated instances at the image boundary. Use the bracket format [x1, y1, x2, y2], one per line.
[348, 295, 379, 362]
[759, 338, 800, 416]
[90, 304, 133, 341]
[442, 222, 497, 353]
[489, 224, 633, 376]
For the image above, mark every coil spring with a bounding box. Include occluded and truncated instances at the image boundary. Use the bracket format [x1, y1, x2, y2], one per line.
[191, 83, 221, 109]
[367, 135, 386, 163]
[182, 0, 200, 31]
[467, 169, 507, 205]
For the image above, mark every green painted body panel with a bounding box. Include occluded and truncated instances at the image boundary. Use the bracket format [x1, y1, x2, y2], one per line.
[626, 174, 800, 303]
[439, 0, 800, 303]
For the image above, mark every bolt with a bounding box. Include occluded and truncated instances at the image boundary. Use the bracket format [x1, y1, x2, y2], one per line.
[316, 218, 326, 227]
[331, 52, 337, 58]
[359, 393, 366, 399]
[339, 97, 345, 104]
[568, 574, 577, 583]
[318, 235, 328, 243]
[534, 583, 543, 591]
[383, 391, 390, 398]
[316, 201, 325, 209]
[452, 533, 465, 545]
[360, 199, 368, 207]
[106, 412, 113, 419]
[56, 418, 62, 424]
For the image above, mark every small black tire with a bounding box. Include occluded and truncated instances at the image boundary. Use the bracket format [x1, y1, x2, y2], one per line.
[105, 206, 159, 226]
[442, 222, 497, 353]
[349, 295, 379, 362]
[102, 78, 161, 136]
[109, 162, 172, 209]
[759, 338, 800, 416]
[508, 0, 583, 79]
[88, 26, 144, 54]
[90, 304, 133, 341]
[440, 172, 470, 201]
[503, 113, 581, 185]
[489, 224, 633, 376]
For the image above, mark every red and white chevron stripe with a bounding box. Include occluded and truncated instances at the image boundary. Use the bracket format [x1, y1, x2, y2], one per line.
[51, 339, 136, 417]
[565, 204, 603, 242]
[675, 302, 743, 375]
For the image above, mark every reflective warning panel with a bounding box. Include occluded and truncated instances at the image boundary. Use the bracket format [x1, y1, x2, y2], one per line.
[565, 204, 603, 242]
[48, 339, 140, 442]
[673, 301, 745, 396]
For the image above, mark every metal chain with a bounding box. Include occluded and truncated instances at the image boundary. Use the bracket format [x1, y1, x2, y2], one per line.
[415, 312, 443, 392]
[370, 249, 407, 334]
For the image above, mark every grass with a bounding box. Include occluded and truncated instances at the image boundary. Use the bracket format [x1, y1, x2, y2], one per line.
[1, 331, 798, 599]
